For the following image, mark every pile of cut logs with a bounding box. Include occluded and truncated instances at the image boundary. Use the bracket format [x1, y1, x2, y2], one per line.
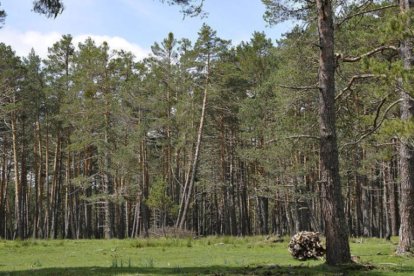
[288, 231, 325, 260]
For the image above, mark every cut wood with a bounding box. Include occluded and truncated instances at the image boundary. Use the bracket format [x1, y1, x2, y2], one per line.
[288, 231, 325, 260]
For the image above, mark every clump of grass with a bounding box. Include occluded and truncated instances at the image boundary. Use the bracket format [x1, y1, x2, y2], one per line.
[223, 236, 231, 244]
[20, 240, 31, 247]
[130, 237, 188, 248]
[172, 265, 182, 273]
[111, 257, 118, 268]
[110, 257, 132, 268]
[55, 240, 65, 247]
[143, 257, 154, 268]
[15, 240, 37, 248]
[130, 240, 143, 248]
[31, 259, 42, 268]
[186, 238, 192, 248]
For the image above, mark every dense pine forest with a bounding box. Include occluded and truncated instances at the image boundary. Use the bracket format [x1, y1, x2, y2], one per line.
[1, 1, 414, 262]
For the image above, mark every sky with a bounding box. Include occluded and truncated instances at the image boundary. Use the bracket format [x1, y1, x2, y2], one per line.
[0, 0, 292, 59]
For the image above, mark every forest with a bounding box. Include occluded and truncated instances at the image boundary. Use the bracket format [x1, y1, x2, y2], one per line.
[0, 0, 414, 266]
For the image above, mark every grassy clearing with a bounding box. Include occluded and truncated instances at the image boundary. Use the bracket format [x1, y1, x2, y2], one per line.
[0, 236, 412, 275]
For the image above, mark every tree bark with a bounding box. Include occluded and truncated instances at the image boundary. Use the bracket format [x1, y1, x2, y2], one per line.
[316, 0, 351, 264]
[397, 0, 414, 254]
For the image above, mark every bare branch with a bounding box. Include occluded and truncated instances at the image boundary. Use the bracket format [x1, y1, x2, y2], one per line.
[335, 74, 387, 100]
[286, 134, 320, 140]
[339, 98, 402, 150]
[265, 134, 320, 145]
[279, 84, 319, 90]
[372, 97, 388, 127]
[338, 46, 398, 63]
[336, 4, 398, 28]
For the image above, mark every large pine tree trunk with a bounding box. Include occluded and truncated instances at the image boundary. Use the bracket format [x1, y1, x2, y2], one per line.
[316, 0, 351, 265]
[397, 0, 414, 254]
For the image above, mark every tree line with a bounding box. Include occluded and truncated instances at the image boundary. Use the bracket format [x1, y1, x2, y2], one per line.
[0, 1, 414, 263]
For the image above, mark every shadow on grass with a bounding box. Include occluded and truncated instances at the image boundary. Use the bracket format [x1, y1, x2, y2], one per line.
[1, 263, 412, 276]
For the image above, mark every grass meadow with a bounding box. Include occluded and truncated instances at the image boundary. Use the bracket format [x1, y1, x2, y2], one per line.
[0, 236, 413, 275]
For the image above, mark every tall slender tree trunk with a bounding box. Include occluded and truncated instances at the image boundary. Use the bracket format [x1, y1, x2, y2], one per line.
[390, 153, 400, 236]
[103, 110, 113, 239]
[0, 136, 7, 238]
[228, 133, 237, 235]
[33, 119, 43, 238]
[64, 154, 71, 238]
[11, 114, 22, 239]
[50, 134, 61, 238]
[381, 162, 392, 239]
[44, 116, 50, 238]
[316, 0, 351, 264]
[20, 120, 28, 238]
[140, 140, 150, 237]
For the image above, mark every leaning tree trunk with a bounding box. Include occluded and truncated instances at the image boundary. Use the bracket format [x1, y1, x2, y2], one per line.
[397, 0, 414, 252]
[177, 82, 208, 229]
[316, 0, 351, 265]
[176, 55, 210, 229]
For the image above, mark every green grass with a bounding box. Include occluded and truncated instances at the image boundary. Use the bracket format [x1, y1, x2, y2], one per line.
[0, 236, 412, 275]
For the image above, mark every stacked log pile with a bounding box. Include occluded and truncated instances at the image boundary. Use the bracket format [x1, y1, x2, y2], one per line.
[288, 231, 325, 260]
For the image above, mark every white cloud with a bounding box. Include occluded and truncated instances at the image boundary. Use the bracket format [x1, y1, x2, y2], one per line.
[73, 34, 150, 60]
[0, 27, 150, 60]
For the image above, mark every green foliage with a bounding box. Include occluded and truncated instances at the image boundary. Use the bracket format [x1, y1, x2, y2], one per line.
[32, 0, 64, 18]
[147, 177, 177, 217]
[262, 0, 312, 25]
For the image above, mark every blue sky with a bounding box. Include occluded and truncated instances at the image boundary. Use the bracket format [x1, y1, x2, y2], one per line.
[0, 0, 292, 59]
